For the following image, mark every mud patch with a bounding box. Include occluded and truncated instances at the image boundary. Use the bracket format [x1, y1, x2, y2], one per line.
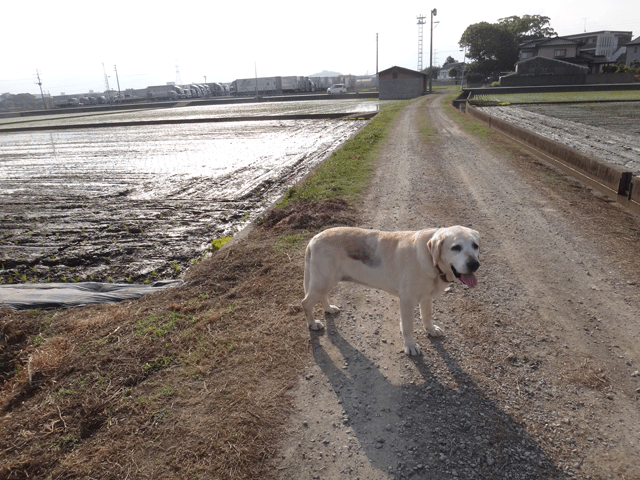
[0, 119, 366, 286]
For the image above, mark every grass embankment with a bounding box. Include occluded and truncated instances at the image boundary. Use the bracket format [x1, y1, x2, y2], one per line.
[277, 99, 411, 206]
[0, 99, 409, 480]
[442, 92, 494, 140]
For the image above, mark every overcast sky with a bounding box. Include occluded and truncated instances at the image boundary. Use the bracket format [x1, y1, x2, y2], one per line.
[2, 0, 638, 96]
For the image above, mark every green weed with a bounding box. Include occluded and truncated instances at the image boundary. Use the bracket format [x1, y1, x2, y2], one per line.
[135, 311, 194, 338]
[209, 236, 233, 251]
[275, 231, 308, 251]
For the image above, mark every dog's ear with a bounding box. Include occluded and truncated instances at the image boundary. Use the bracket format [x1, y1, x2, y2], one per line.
[426, 232, 442, 267]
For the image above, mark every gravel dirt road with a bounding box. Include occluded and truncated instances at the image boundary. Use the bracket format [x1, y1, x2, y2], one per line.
[274, 94, 640, 479]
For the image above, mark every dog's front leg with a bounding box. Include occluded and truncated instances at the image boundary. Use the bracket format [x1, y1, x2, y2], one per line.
[400, 299, 420, 355]
[419, 298, 443, 337]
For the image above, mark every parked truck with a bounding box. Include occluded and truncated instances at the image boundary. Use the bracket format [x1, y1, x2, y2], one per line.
[146, 84, 185, 101]
[232, 77, 282, 96]
[54, 97, 80, 108]
[207, 83, 227, 96]
[231, 76, 317, 96]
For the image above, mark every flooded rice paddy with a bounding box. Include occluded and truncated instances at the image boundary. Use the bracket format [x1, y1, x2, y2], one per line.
[0, 99, 384, 286]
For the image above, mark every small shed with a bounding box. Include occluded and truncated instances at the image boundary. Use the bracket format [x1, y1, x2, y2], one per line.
[378, 66, 427, 100]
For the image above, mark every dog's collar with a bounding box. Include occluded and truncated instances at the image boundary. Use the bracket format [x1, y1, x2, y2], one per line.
[436, 265, 452, 283]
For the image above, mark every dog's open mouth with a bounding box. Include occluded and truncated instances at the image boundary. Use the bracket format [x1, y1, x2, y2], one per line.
[452, 266, 477, 288]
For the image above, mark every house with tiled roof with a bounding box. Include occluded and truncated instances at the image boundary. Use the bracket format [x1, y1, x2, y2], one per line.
[564, 31, 632, 63]
[517, 36, 608, 74]
[626, 36, 640, 66]
[437, 62, 465, 81]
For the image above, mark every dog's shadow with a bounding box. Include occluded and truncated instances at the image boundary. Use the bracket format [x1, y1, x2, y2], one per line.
[309, 310, 566, 479]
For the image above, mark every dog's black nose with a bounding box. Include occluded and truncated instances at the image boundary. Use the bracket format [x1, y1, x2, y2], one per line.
[467, 259, 480, 273]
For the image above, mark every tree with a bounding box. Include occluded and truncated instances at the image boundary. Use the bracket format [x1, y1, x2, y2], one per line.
[421, 66, 440, 79]
[602, 62, 640, 74]
[443, 56, 457, 66]
[498, 15, 557, 42]
[459, 22, 518, 76]
[0, 92, 48, 112]
[459, 15, 555, 83]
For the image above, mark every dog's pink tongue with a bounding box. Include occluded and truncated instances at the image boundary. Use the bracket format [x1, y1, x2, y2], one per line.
[460, 274, 477, 288]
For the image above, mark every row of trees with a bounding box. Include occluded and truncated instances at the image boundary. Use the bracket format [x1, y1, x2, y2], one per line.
[0, 93, 49, 112]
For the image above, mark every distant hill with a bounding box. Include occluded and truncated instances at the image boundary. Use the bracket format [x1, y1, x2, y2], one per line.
[309, 70, 342, 77]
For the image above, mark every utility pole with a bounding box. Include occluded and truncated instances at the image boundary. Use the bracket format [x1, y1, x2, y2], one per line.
[255, 62, 258, 97]
[35, 69, 47, 109]
[113, 65, 121, 97]
[102, 63, 112, 103]
[429, 8, 437, 93]
[175, 62, 182, 85]
[376, 33, 378, 76]
[417, 15, 426, 71]
[460, 45, 467, 91]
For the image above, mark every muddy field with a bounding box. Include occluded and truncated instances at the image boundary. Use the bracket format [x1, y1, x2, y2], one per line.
[478, 102, 640, 175]
[0, 100, 379, 289]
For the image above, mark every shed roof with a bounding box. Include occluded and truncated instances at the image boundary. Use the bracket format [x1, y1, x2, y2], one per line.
[378, 66, 426, 77]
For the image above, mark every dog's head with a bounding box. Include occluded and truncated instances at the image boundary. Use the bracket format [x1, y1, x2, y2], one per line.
[427, 226, 480, 287]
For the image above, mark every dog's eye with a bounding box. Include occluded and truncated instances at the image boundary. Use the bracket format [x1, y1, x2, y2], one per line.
[451, 245, 462, 252]
[472, 243, 479, 250]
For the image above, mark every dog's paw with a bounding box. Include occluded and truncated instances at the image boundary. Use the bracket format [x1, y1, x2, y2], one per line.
[309, 321, 325, 331]
[403, 341, 421, 356]
[324, 305, 340, 314]
[427, 325, 444, 337]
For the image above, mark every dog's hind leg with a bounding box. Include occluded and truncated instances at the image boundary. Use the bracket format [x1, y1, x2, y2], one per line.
[419, 298, 443, 337]
[302, 249, 339, 330]
[302, 286, 337, 330]
[320, 295, 340, 314]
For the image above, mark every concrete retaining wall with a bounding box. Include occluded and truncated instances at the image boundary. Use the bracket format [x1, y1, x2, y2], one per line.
[466, 105, 639, 213]
[631, 176, 640, 205]
[500, 73, 638, 87]
[466, 83, 640, 98]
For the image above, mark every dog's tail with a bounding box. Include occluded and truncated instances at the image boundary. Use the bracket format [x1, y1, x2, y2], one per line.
[303, 244, 311, 296]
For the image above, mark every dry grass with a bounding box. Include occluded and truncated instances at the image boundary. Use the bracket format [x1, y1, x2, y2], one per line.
[563, 357, 611, 393]
[0, 199, 356, 479]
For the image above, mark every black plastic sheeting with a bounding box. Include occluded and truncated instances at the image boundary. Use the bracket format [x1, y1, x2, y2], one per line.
[0, 280, 184, 311]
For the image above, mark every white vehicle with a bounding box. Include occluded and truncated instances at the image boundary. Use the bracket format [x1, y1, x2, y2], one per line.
[327, 83, 347, 94]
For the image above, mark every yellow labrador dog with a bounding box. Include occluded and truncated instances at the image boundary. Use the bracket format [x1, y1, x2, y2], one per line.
[302, 226, 480, 355]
